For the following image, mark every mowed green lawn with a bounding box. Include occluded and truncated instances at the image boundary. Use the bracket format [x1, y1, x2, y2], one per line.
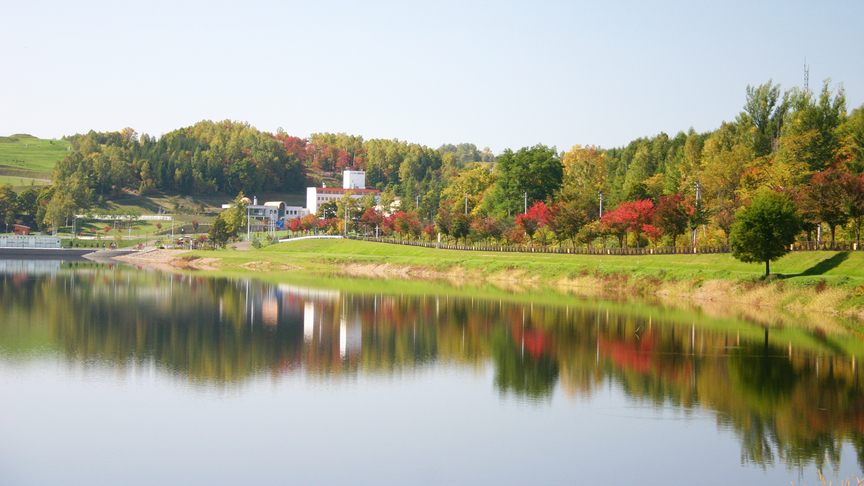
[204, 238, 864, 286]
[0, 175, 49, 191]
[0, 135, 71, 180]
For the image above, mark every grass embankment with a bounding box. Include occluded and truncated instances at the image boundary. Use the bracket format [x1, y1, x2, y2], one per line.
[180, 238, 864, 316]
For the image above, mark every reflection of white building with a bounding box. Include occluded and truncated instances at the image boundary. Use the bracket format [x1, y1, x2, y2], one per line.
[339, 315, 362, 360]
[0, 260, 62, 275]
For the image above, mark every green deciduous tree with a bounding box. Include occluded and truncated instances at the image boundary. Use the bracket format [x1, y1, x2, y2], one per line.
[208, 215, 230, 248]
[0, 185, 17, 231]
[16, 187, 40, 217]
[740, 80, 789, 158]
[483, 144, 562, 217]
[730, 189, 802, 276]
[451, 213, 472, 245]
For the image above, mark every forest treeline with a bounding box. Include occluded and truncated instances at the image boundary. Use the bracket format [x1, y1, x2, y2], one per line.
[2, 78, 863, 246]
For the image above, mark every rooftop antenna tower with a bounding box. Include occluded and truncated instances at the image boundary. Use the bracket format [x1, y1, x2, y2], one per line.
[804, 58, 810, 93]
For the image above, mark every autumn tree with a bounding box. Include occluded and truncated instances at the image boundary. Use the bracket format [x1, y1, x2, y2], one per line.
[516, 201, 549, 247]
[805, 167, 849, 248]
[653, 193, 689, 246]
[435, 205, 454, 242]
[392, 211, 421, 239]
[546, 200, 589, 247]
[451, 213, 473, 245]
[300, 214, 319, 234]
[360, 207, 384, 235]
[714, 199, 739, 245]
[471, 217, 503, 245]
[840, 173, 864, 247]
[561, 144, 607, 198]
[601, 199, 655, 248]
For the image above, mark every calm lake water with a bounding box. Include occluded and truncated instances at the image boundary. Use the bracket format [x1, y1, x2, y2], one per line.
[1, 261, 863, 485]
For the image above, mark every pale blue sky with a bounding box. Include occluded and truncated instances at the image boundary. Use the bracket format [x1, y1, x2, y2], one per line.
[1, 0, 861, 153]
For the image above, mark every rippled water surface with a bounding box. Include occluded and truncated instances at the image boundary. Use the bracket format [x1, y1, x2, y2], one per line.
[1, 261, 863, 485]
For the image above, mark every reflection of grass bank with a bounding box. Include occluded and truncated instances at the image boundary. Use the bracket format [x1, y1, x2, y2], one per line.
[179, 239, 864, 316]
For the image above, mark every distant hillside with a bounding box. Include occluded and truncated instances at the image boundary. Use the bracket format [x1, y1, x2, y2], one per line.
[0, 135, 71, 182]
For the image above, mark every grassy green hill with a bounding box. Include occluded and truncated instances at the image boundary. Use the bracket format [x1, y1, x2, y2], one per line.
[0, 134, 71, 183]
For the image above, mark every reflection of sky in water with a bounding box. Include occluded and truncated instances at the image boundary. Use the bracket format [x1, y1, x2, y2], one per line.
[0, 264, 862, 485]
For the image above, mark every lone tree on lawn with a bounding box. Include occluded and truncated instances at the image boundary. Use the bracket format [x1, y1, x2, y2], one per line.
[730, 189, 801, 277]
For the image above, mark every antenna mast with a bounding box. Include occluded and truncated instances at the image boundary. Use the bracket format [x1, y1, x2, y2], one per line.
[804, 59, 810, 93]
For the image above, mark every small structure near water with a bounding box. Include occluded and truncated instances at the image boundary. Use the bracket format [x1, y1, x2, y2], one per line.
[0, 235, 62, 249]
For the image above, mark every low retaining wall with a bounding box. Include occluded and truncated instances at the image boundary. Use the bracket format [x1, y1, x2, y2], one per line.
[0, 235, 62, 249]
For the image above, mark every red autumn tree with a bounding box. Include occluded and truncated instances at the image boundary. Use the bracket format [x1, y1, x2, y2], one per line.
[360, 207, 384, 235]
[274, 134, 310, 162]
[642, 224, 663, 246]
[652, 193, 689, 246]
[805, 167, 850, 247]
[601, 199, 655, 248]
[546, 199, 590, 246]
[507, 225, 526, 245]
[288, 217, 303, 233]
[516, 201, 549, 246]
[381, 213, 396, 236]
[300, 214, 319, 233]
[393, 211, 421, 239]
[423, 223, 436, 241]
[471, 217, 503, 245]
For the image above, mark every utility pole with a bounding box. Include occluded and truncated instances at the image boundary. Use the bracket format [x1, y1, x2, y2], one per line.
[524, 191, 527, 214]
[465, 193, 468, 215]
[693, 180, 701, 247]
[599, 191, 603, 218]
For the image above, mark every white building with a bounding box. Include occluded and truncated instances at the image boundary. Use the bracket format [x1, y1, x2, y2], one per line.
[305, 170, 379, 216]
[306, 187, 380, 216]
[343, 170, 366, 189]
[221, 197, 309, 221]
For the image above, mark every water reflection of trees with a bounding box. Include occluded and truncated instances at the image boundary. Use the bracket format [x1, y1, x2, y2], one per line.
[2, 265, 864, 472]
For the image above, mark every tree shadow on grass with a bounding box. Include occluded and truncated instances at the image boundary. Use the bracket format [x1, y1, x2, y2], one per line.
[785, 251, 850, 278]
